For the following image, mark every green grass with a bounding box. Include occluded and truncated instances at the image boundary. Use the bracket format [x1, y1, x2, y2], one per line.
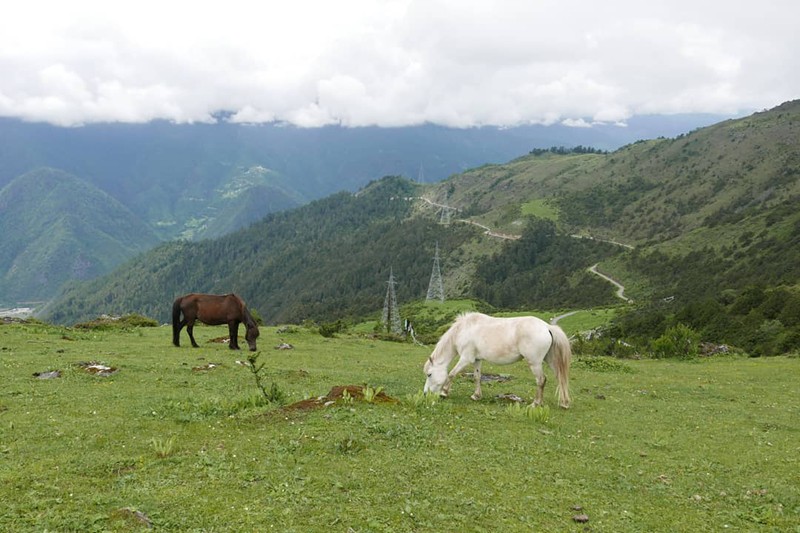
[556, 308, 619, 332]
[520, 198, 560, 221]
[1, 322, 798, 531]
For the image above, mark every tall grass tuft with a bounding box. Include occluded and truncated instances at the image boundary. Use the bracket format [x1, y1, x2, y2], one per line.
[151, 436, 176, 458]
[406, 390, 439, 408]
[505, 403, 551, 423]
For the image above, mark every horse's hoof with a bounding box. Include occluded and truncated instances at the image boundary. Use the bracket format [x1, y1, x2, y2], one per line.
[470, 394, 481, 401]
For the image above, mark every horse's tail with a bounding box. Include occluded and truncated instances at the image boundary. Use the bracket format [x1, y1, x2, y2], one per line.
[546, 324, 572, 409]
[172, 297, 183, 347]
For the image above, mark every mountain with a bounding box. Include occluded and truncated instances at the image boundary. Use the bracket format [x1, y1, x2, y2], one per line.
[0, 168, 160, 303]
[41, 100, 800, 356]
[41, 176, 621, 326]
[0, 114, 733, 238]
[0, 113, 734, 306]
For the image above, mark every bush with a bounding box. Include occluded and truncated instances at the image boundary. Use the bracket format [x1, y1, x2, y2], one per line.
[650, 323, 700, 359]
[319, 320, 346, 338]
[572, 333, 640, 359]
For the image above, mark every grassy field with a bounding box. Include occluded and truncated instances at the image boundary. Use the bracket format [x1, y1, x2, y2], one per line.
[1, 321, 798, 532]
[520, 198, 560, 221]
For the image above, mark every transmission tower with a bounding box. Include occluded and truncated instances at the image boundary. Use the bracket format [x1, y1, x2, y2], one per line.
[426, 242, 445, 302]
[382, 268, 402, 334]
[439, 206, 453, 225]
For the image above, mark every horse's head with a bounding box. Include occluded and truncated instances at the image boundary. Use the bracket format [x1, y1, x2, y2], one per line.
[245, 324, 260, 351]
[423, 356, 448, 395]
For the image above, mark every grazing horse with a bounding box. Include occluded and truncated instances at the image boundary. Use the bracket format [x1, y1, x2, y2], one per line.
[172, 293, 260, 351]
[423, 312, 571, 408]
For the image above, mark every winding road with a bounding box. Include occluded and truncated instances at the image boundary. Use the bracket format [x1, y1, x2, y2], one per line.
[418, 196, 633, 305]
[588, 263, 632, 303]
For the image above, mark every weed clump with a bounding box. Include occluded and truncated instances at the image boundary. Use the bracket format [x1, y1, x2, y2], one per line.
[505, 403, 551, 423]
[150, 436, 176, 458]
[247, 352, 286, 404]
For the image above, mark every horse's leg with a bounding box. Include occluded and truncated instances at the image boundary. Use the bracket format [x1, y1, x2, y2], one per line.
[471, 360, 482, 401]
[442, 356, 473, 397]
[228, 321, 240, 350]
[174, 319, 186, 347]
[528, 360, 546, 406]
[187, 319, 200, 348]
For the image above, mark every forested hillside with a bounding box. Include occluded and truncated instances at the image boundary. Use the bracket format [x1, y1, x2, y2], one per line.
[44, 176, 619, 325]
[0, 168, 159, 302]
[1, 115, 724, 307]
[42, 101, 800, 355]
[419, 100, 800, 354]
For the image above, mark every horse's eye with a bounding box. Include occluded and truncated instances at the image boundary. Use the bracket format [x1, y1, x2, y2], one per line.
[426, 373, 432, 378]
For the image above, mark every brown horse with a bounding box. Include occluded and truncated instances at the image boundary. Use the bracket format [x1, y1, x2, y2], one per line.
[172, 293, 260, 351]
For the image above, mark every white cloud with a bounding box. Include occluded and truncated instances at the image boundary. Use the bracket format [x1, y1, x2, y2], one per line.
[0, 0, 797, 127]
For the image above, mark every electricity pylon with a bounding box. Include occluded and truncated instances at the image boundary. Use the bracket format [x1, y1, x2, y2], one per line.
[382, 268, 402, 334]
[426, 242, 445, 302]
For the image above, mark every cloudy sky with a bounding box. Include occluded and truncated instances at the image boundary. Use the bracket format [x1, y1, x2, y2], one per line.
[1, 0, 797, 128]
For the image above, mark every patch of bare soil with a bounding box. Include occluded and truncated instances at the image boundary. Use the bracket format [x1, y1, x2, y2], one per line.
[207, 336, 230, 344]
[283, 384, 398, 412]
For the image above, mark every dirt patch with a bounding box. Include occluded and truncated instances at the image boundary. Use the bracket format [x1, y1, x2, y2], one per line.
[283, 384, 398, 412]
[208, 336, 230, 344]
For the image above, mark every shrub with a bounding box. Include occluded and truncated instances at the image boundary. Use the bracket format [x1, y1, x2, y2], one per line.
[650, 323, 700, 359]
[319, 320, 345, 338]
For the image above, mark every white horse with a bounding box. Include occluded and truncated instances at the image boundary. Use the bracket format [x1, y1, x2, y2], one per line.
[423, 312, 572, 408]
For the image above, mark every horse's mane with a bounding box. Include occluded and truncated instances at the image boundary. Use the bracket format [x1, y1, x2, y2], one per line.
[238, 298, 258, 329]
[429, 313, 475, 364]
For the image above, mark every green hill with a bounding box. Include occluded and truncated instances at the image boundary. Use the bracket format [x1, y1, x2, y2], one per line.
[0, 168, 160, 303]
